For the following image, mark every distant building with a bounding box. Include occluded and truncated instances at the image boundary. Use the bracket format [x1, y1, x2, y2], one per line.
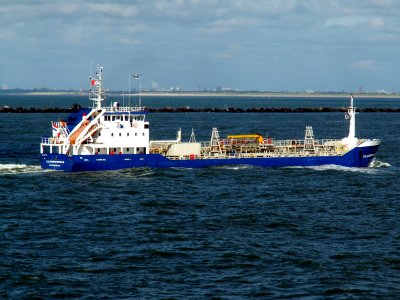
[151, 80, 159, 91]
[215, 86, 239, 92]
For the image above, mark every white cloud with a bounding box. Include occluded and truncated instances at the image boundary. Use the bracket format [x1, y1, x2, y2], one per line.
[364, 0, 398, 9]
[118, 37, 142, 46]
[88, 3, 138, 17]
[352, 60, 378, 71]
[325, 16, 384, 29]
[199, 16, 263, 34]
[369, 17, 384, 28]
[1, 0, 400, 91]
[231, 0, 297, 15]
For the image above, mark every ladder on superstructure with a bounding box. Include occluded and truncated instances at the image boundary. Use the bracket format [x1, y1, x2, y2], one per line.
[304, 126, 315, 152]
[210, 127, 222, 154]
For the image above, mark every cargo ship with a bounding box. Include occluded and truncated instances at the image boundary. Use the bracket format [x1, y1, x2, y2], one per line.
[40, 66, 380, 172]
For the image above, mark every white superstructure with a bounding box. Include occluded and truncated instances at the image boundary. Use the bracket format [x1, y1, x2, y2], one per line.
[41, 66, 149, 156]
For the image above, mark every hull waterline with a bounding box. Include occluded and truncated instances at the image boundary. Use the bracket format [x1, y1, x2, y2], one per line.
[41, 142, 380, 172]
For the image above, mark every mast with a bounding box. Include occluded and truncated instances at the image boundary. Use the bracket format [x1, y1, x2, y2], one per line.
[347, 95, 356, 140]
[131, 73, 143, 107]
[189, 128, 196, 143]
[89, 66, 105, 109]
[344, 94, 358, 147]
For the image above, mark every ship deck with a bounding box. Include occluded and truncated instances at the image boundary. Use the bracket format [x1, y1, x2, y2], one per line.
[149, 138, 359, 160]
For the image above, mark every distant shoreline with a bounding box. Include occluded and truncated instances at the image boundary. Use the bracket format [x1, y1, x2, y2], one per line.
[2, 106, 400, 113]
[1, 91, 399, 99]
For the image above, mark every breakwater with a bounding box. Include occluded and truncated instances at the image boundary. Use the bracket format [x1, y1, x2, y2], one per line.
[1, 106, 400, 113]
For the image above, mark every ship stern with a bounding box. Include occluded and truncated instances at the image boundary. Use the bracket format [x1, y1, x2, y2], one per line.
[41, 153, 75, 171]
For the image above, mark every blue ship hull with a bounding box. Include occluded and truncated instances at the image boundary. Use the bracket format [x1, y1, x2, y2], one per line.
[41, 143, 380, 172]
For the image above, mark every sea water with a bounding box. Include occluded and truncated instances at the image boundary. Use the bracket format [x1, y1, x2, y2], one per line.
[1, 96, 399, 298]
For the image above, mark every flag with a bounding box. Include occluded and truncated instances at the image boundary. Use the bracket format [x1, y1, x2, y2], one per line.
[91, 79, 99, 86]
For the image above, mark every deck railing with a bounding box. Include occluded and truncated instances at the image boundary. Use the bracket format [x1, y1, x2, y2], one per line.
[41, 137, 61, 144]
[103, 106, 146, 113]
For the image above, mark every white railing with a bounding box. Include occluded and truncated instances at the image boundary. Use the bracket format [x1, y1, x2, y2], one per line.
[41, 137, 51, 144]
[273, 139, 340, 147]
[41, 137, 62, 144]
[103, 106, 146, 113]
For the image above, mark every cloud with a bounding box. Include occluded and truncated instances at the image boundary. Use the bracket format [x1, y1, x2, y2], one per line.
[352, 60, 378, 71]
[369, 17, 385, 28]
[89, 3, 138, 17]
[1, 0, 400, 91]
[231, 0, 297, 15]
[324, 16, 384, 29]
[199, 17, 263, 34]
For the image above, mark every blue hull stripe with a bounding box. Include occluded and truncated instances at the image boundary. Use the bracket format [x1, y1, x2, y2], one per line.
[41, 145, 379, 172]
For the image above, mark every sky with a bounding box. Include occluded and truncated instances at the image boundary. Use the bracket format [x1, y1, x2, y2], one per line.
[1, 0, 400, 92]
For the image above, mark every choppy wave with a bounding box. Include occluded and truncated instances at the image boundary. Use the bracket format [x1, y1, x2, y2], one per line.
[305, 164, 369, 173]
[304, 160, 391, 174]
[369, 159, 391, 168]
[211, 164, 257, 170]
[0, 164, 43, 175]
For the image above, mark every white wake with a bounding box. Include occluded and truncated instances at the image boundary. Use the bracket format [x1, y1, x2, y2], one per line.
[0, 164, 44, 175]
